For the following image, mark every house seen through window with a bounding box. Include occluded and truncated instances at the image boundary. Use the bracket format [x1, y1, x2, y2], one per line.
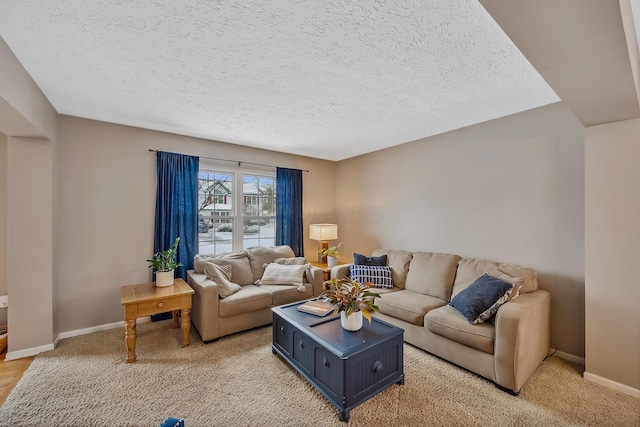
[198, 169, 276, 254]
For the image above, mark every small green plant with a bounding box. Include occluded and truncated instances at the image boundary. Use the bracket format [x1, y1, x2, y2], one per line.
[321, 277, 380, 323]
[147, 237, 183, 272]
[319, 242, 342, 259]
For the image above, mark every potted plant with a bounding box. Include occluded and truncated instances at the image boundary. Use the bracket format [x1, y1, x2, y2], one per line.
[321, 276, 380, 331]
[320, 242, 342, 268]
[147, 237, 182, 287]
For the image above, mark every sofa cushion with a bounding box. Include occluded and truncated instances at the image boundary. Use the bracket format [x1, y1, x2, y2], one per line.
[452, 258, 535, 299]
[246, 245, 295, 282]
[260, 283, 313, 306]
[497, 262, 538, 294]
[194, 252, 254, 285]
[353, 253, 387, 266]
[451, 258, 501, 299]
[193, 254, 213, 274]
[203, 262, 241, 299]
[273, 256, 306, 265]
[404, 252, 461, 300]
[210, 252, 254, 286]
[376, 290, 447, 326]
[449, 273, 515, 324]
[372, 249, 413, 289]
[218, 285, 272, 318]
[371, 287, 402, 295]
[350, 265, 393, 289]
[490, 271, 524, 303]
[425, 305, 495, 354]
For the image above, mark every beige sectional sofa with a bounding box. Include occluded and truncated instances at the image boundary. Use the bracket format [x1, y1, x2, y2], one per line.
[332, 249, 551, 393]
[187, 245, 324, 342]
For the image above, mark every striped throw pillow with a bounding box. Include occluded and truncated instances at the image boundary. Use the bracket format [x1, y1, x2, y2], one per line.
[350, 265, 393, 289]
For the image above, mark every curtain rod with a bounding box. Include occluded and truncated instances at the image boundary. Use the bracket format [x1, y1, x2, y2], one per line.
[148, 149, 309, 172]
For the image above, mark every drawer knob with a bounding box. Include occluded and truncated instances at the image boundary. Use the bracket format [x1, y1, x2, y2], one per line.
[279, 325, 285, 334]
[322, 357, 330, 369]
[371, 360, 384, 374]
[298, 340, 305, 350]
[156, 302, 164, 308]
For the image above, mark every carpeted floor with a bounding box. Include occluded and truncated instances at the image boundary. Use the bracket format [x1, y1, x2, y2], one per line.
[0, 320, 638, 426]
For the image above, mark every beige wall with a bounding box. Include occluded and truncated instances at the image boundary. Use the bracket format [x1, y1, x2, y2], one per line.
[585, 118, 640, 392]
[336, 102, 586, 358]
[56, 115, 336, 332]
[0, 35, 58, 358]
[7, 137, 54, 351]
[0, 37, 56, 139]
[0, 132, 6, 326]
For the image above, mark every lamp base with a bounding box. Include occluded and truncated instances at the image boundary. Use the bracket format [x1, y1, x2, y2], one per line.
[318, 241, 328, 264]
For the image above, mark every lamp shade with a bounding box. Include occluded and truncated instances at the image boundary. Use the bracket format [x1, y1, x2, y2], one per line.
[309, 224, 338, 241]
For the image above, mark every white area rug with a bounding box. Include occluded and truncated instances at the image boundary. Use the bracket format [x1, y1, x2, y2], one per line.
[0, 321, 637, 426]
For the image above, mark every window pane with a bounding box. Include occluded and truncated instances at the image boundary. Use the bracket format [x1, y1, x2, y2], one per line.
[243, 175, 275, 217]
[199, 172, 233, 215]
[243, 218, 275, 248]
[199, 172, 233, 254]
[259, 218, 275, 239]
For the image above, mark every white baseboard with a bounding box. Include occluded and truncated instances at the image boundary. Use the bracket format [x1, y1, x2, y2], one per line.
[5, 316, 151, 361]
[552, 349, 585, 365]
[5, 343, 54, 361]
[56, 320, 126, 341]
[584, 371, 640, 398]
[56, 316, 151, 340]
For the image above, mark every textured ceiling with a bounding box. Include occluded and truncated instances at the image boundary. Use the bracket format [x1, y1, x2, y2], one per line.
[0, 1, 559, 161]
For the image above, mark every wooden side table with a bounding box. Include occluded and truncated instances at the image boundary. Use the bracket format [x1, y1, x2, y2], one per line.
[310, 261, 345, 281]
[120, 278, 194, 363]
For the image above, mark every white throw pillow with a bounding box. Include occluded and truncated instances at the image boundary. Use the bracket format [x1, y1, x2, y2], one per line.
[273, 257, 307, 265]
[256, 263, 307, 291]
[204, 262, 241, 299]
[266, 257, 312, 283]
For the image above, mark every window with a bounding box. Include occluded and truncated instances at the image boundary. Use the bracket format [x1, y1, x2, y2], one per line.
[242, 175, 276, 250]
[198, 168, 276, 255]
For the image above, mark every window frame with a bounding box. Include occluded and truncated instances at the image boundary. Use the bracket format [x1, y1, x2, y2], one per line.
[198, 164, 276, 255]
[240, 173, 277, 250]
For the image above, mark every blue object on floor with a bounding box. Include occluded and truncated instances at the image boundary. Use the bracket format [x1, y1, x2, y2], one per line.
[159, 417, 184, 427]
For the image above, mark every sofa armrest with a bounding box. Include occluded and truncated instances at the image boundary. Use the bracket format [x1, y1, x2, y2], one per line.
[308, 266, 325, 296]
[186, 270, 221, 342]
[494, 289, 551, 392]
[330, 264, 352, 280]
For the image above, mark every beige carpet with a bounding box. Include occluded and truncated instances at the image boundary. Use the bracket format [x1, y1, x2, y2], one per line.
[0, 321, 638, 427]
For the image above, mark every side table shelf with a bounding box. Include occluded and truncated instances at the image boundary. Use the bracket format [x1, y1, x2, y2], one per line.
[310, 261, 346, 281]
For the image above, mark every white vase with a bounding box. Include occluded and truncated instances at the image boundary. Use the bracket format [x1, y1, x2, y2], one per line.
[340, 311, 363, 331]
[155, 270, 175, 287]
[327, 256, 338, 268]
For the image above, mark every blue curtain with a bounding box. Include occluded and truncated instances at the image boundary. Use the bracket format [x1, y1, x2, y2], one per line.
[154, 151, 199, 281]
[276, 167, 303, 256]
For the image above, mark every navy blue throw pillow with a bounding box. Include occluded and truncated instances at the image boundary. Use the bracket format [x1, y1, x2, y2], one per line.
[449, 273, 515, 324]
[353, 253, 387, 266]
[159, 417, 185, 427]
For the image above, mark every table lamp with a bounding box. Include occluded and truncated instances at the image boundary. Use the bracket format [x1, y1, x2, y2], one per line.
[309, 224, 338, 263]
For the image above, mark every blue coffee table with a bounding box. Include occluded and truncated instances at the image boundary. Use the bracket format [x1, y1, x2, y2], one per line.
[272, 301, 404, 422]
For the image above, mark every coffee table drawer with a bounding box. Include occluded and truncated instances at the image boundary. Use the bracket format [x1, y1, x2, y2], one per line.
[346, 337, 403, 404]
[273, 317, 290, 355]
[292, 330, 314, 374]
[313, 347, 343, 399]
[136, 297, 181, 316]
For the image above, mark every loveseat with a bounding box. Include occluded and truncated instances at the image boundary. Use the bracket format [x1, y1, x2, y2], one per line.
[332, 249, 551, 393]
[187, 245, 324, 342]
